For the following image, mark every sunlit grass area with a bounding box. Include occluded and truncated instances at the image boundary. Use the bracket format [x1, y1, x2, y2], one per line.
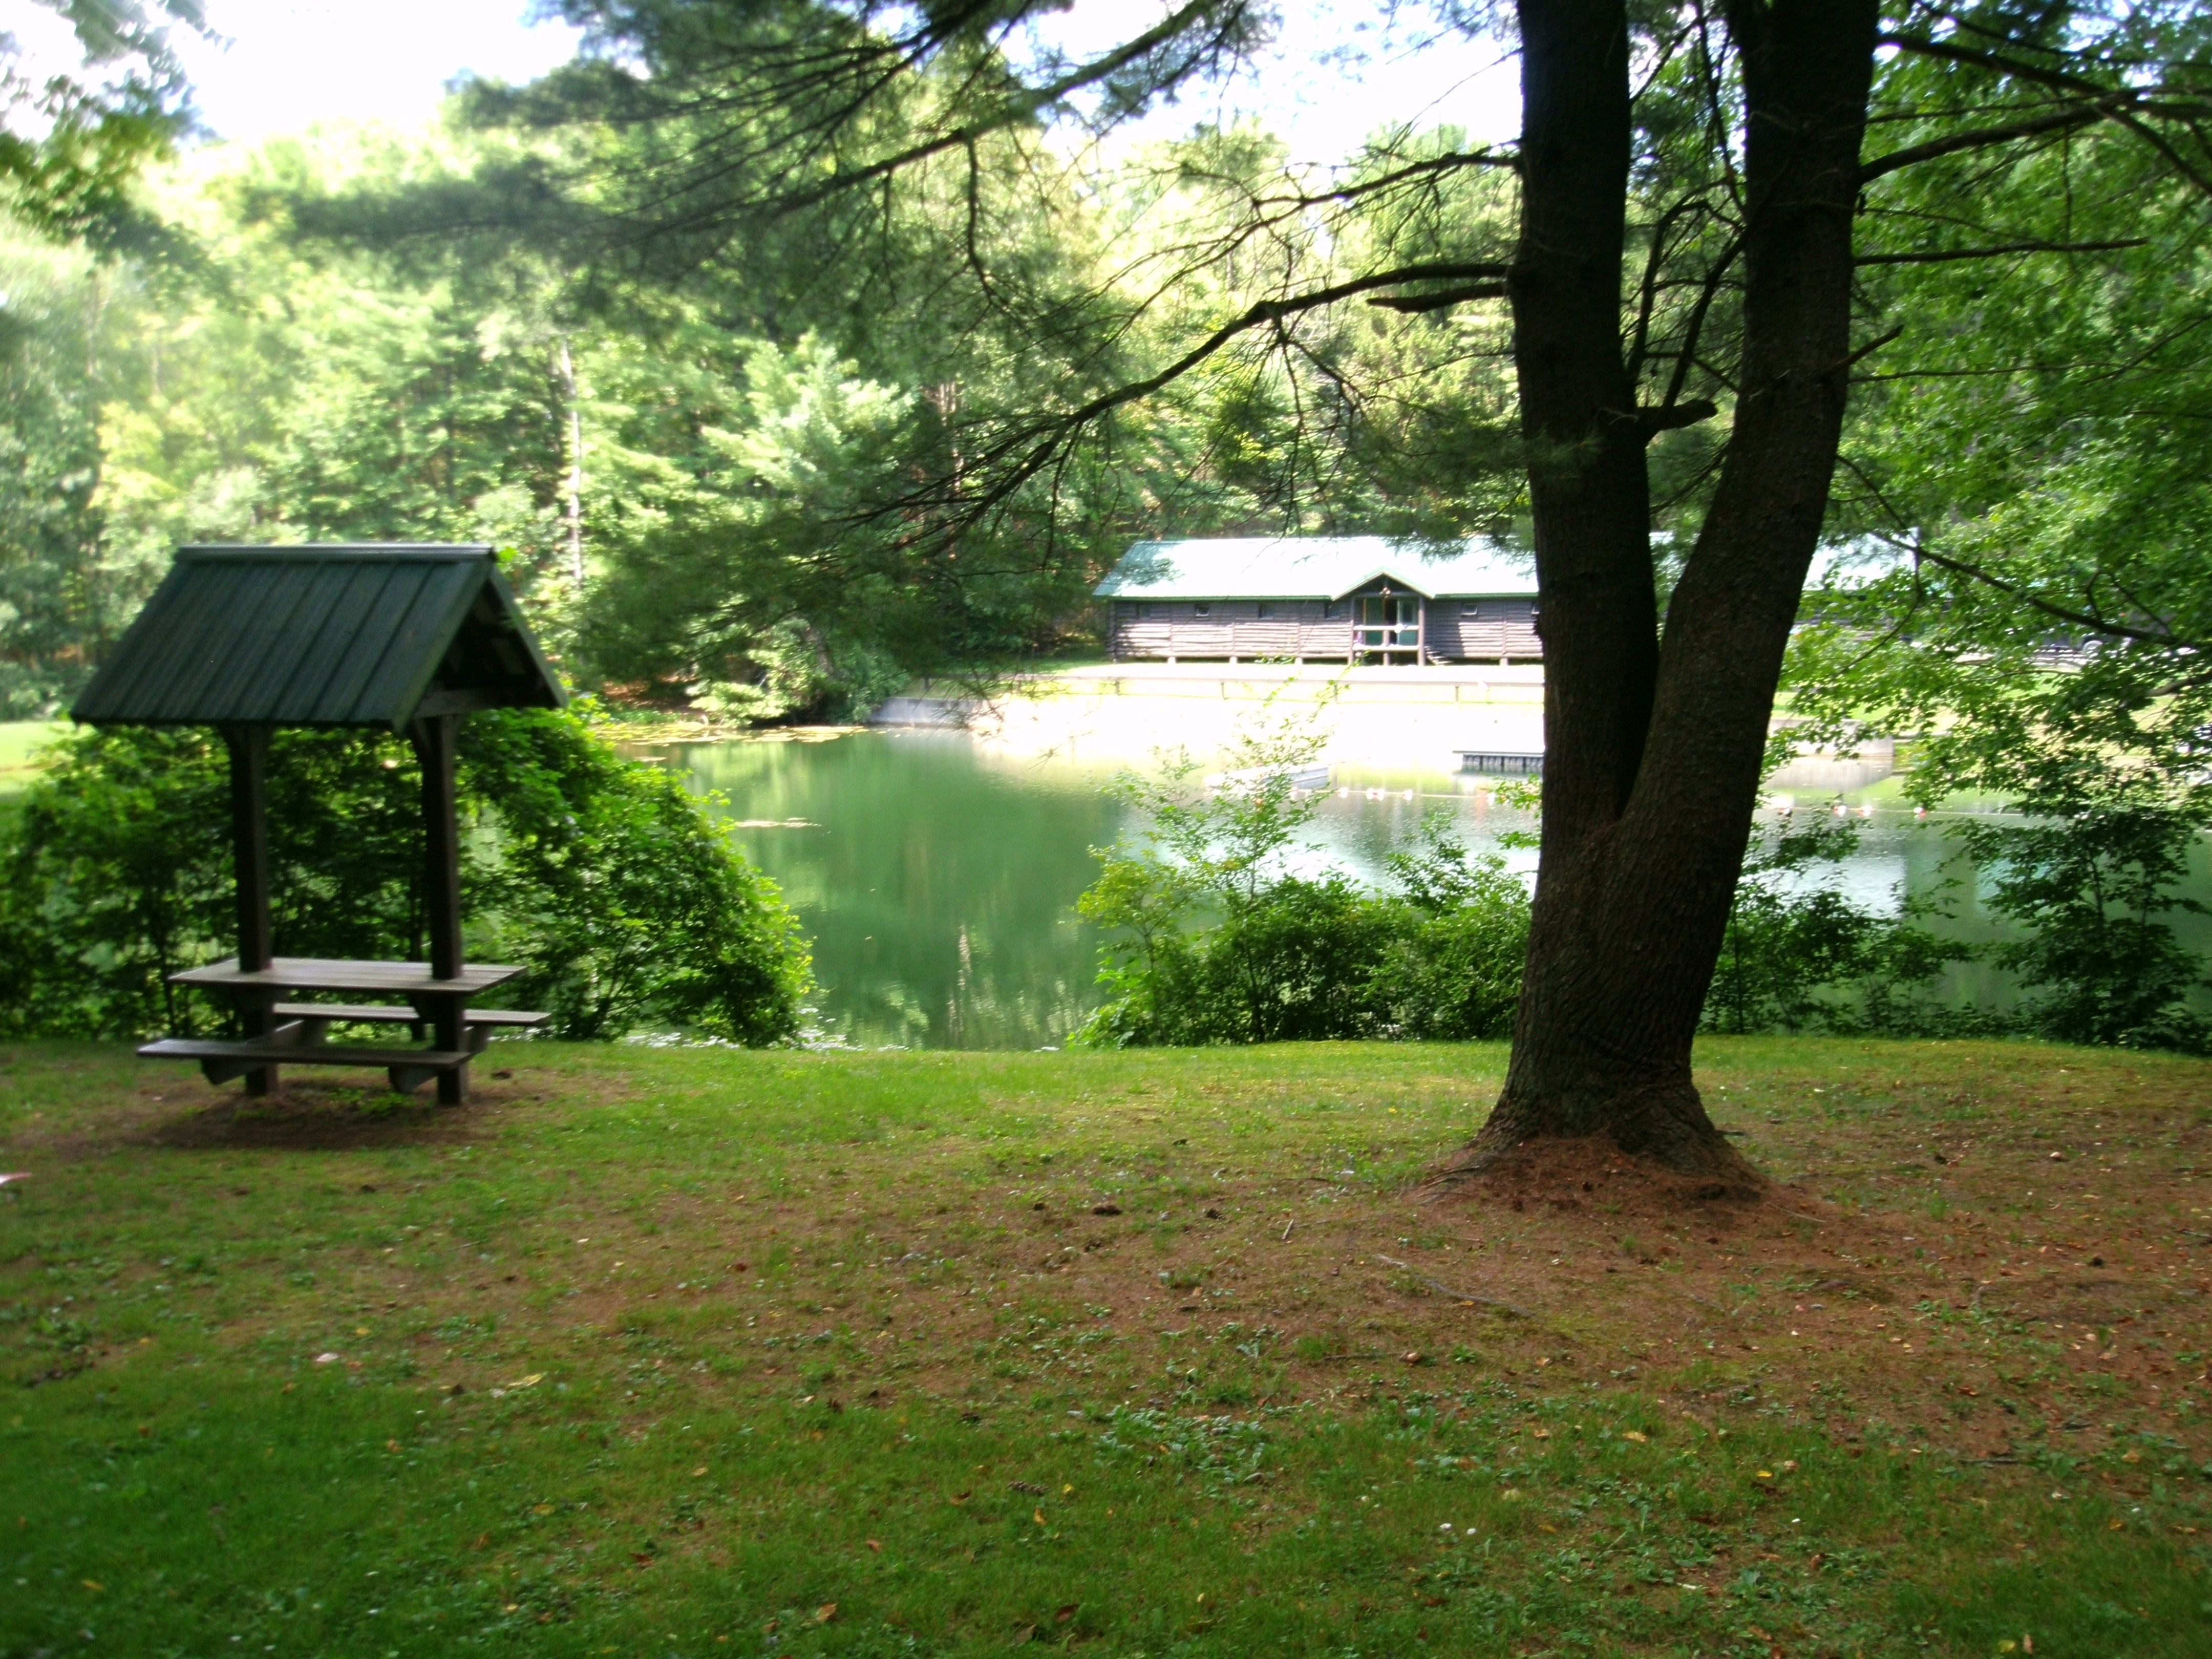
[4, 1038, 2210, 1656]
[0, 721, 63, 796]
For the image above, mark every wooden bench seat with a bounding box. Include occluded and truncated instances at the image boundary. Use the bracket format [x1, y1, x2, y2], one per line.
[148, 960, 538, 1101]
[139, 1035, 473, 1094]
[269, 1004, 550, 1052]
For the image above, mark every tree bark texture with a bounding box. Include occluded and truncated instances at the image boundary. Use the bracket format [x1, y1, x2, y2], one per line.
[1472, 0, 1879, 1180]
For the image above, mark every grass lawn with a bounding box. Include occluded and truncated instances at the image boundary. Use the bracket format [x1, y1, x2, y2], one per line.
[3, 1038, 2210, 1657]
[0, 722, 65, 797]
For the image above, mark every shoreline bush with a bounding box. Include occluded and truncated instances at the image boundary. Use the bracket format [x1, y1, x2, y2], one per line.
[1073, 721, 2019, 1049]
[1074, 722, 1531, 1048]
[0, 706, 811, 1044]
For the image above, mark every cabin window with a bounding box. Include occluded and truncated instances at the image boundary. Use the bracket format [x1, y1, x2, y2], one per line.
[1257, 602, 1274, 618]
[1193, 604, 1211, 616]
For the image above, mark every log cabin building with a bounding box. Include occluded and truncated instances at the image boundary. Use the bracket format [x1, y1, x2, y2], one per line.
[1095, 536, 1540, 666]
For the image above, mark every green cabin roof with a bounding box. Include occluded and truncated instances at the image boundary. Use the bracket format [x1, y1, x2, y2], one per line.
[73, 544, 566, 731]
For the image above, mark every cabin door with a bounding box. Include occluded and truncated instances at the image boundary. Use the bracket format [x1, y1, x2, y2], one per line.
[1354, 593, 1420, 662]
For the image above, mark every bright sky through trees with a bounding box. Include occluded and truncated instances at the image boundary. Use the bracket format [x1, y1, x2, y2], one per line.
[1018, 1, 1519, 162]
[12, 0, 1520, 157]
[166, 0, 583, 142]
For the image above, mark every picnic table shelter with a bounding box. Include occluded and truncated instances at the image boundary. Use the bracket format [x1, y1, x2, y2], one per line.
[72, 543, 567, 1103]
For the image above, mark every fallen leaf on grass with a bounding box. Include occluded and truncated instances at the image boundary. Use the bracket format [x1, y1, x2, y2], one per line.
[313, 1352, 339, 1366]
[691, 1466, 708, 1477]
[1056, 1604, 1077, 1623]
[1622, 1430, 1648, 1443]
[815, 1603, 837, 1624]
[866, 1539, 882, 1552]
[508, 1373, 543, 1389]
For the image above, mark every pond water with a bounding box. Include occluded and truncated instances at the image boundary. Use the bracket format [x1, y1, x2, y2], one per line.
[655, 729, 2212, 1049]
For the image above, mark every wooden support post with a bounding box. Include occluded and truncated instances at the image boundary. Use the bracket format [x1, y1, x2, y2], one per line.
[411, 713, 468, 1104]
[222, 725, 276, 1096]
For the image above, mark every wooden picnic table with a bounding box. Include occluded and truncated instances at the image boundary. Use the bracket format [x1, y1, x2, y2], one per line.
[147, 957, 536, 1102]
[171, 957, 524, 997]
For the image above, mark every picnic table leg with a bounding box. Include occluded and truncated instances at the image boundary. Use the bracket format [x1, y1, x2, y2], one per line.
[232, 987, 281, 1096]
[423, 990, 468, 1105]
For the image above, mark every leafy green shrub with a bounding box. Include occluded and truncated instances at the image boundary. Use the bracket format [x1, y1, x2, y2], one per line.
[1375, 815, 1532, 1040]
[1082, 870, 1410, 1046]
[1791, 554, 2212, 1054]
[1954, 790, 2208, 1052]
[0, 705, 811, 1043]
[1073, 718, 1529, 1047]
[1703, 820, 1977, 1037]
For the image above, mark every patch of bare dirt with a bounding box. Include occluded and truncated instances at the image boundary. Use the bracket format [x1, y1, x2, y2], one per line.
[139, 1076, 518, 1150]
[1423, 1134, 1770, 1217]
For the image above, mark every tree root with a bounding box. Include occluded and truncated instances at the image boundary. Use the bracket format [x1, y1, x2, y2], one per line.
[1423, 1080, 1767, 1199]
[1419, 1124, 1765, 1204]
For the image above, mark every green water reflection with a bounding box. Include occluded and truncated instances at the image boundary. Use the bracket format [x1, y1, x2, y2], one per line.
[675, 732, 1124, 1048]
[658, 732, 2212, 1049]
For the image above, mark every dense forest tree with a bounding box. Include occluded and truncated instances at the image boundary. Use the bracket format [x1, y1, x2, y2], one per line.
[1, 0, 208, 712]
[1790, 53, 2212, 1052]
[2, 0, 205, 245]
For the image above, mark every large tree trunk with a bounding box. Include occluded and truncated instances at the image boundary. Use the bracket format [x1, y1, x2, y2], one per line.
[1465, 0, 1879, 1182]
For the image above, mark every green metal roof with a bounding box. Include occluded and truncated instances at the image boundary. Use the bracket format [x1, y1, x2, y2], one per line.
[73, 544, 567, 731]
[1094, 536, 1538, 602]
